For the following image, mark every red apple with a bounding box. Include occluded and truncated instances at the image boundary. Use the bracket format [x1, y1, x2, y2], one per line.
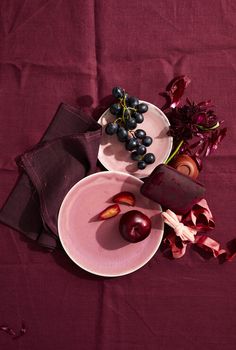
[119, 210, 152, 243]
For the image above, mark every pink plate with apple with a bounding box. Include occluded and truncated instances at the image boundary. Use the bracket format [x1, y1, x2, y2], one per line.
[58, 171, 164, 277]
[98, 101, 173, 178]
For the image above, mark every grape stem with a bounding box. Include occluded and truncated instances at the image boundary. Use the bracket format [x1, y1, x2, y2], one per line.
[164, 140, 184, 164]
[116, 92, 138, 128]
[121, 105, 126, 124]
[120, 95, 132, 123]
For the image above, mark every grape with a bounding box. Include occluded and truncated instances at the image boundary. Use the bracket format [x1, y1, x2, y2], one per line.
[126, 138, 139, 151]
[137, 160, 146, 170]
[105, 123, 118, 135]
[134, 112, 144, 124]
[137, 103, 148, 113]
[135, 139, 142, 147]
[135, 129, 146, 139]
[136, 144, 147, 155]
[126, 118, 137, 130]
[142, 136, 153, 147]
[117, 127, 128, 142]
[127, 96, 139, 108]
[107, 88, 152, 171]
[112, 87, 124, 99]
[115, 109, 124, 118]
[110, 103, 122, 115]
[131, 151, 141, 161]
[143, 153, 155, 164]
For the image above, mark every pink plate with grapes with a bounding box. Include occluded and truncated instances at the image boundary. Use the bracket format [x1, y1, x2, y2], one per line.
[58, 171, 164, 277]
[98, 101, 173, 178]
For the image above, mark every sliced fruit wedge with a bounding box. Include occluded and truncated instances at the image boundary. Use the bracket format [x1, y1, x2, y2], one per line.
[112, 191, 136, 206]
[98, 204, 121, 220]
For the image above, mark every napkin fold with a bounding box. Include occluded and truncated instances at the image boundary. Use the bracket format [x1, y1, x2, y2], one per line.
[0, 103, 102, 250]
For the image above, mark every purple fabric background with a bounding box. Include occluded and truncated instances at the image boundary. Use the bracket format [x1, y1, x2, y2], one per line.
[1, 1, 236, 349]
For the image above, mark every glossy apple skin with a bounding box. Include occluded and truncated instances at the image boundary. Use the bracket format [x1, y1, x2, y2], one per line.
[119, 210, 152, 243]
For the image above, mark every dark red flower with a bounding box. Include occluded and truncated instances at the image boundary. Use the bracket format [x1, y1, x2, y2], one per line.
[166, 98, 226, 168]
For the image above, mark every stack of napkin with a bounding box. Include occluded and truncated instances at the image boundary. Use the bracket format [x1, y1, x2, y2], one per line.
[0, 104, 102, 250]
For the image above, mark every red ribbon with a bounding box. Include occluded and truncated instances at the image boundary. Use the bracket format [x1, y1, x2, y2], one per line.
[164, 232, 187, 259]
[163, 199, 232, 260]
[182, 198, 215, 231]
[194, 235, 226, 257]
[162, 209, 197, 242]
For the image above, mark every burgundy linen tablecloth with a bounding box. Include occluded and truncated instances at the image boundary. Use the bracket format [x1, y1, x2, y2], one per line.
[1, 1, 236, 349]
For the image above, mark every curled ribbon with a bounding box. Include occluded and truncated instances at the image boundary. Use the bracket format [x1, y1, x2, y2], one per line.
[182, 198, 215, 231]
[194, 235, 226, 257]
[162, 209, 197, 242]
[161, 199, 229, 260]
[163, 231, 187, 259]
[227, 239, 236, 261]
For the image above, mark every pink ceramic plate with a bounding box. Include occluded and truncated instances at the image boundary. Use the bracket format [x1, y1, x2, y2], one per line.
[58, 171, 164, 277]
[98, 101, 173, 178]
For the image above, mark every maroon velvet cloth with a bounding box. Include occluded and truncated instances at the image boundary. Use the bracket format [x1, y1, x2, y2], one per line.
[1, 1, 236, 350]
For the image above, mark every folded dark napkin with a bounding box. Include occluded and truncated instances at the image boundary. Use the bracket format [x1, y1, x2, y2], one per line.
[0, 103, 102, 250]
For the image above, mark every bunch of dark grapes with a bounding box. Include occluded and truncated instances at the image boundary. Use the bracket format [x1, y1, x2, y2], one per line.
[105, 87, 156, 170]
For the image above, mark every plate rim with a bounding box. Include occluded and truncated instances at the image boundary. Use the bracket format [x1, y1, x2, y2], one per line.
[97, 100, 173, 179]
[58, 170, 164, 277]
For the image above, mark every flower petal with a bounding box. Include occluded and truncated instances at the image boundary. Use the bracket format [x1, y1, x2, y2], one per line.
[167, 75, 191, 108]
[160, 75, 191, 109]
